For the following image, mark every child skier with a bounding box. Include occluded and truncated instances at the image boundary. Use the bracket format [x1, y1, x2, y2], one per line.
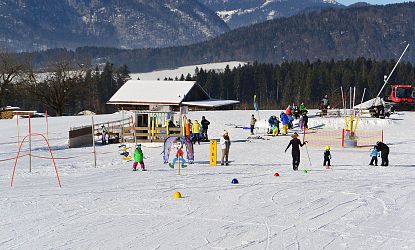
[133, 144, 146, 171]
[323, 146, 331, 167]
[271, 124, 279, 136]
[369, 146, 379, 166]
[302, 113, 309, 129]
[169, 143, 187, 168]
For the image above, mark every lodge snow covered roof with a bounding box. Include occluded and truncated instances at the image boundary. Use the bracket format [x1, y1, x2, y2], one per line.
[107, 80, 207, 105]
[107, 80, 239, 108]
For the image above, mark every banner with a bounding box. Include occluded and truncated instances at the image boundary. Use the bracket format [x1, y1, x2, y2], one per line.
[253, 95, 258, 111]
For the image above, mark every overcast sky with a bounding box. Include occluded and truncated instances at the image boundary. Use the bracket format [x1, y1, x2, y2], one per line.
[338, 0, 411, 6]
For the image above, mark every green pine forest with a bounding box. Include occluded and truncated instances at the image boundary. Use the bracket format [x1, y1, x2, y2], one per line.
[194, 59, 415, 109]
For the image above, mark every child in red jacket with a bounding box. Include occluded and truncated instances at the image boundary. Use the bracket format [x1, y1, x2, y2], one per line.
[169, 143, 187, 168]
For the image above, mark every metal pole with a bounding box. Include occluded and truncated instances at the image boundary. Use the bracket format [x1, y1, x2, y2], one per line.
[92, 116, 97, 168]
[16, 114, 20, 147]
[178, 152, 181, 176]
[341, 86, 345, 110]
[353, 86, 356, 109]
[46, 110, 49, 141]
[376, 43, 410, 98]
[29, 113, 32, 173]
[121, 108, 124, 143]
[360, 88, 366, 104]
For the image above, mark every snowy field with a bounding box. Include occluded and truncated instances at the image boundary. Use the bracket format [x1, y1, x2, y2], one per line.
[1, 110, 415, 249]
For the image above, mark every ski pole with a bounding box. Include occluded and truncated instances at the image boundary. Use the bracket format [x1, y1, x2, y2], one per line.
[304, 143, 312, 168]
[303, 127, 312, 168]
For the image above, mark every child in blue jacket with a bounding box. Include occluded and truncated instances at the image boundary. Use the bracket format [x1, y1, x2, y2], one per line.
[369, 146, 379, 166]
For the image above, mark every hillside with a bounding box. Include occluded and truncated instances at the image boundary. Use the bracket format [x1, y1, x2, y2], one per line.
[0, 0, 230, 52]
[19, 2, 415, 72]
[198, 0, 342, 29]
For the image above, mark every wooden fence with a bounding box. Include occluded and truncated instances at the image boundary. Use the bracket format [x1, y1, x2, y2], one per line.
[122, 126, 182, 143]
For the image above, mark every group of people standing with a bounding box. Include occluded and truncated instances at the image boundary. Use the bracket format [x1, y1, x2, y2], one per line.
[184, 116, 210, 144]
[183, 116, 230, 166]
[263, 103, 308, 137]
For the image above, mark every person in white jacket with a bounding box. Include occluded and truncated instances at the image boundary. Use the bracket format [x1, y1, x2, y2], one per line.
[220, 130, 231, 165]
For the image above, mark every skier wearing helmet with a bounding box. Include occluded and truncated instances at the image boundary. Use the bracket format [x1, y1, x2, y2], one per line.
[323, 146, 332, 167]
[133, 144, 146, 171]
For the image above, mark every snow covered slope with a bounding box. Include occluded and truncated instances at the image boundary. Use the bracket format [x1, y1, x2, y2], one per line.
[198, 0, 342, 29]
[130, 61, 246, 80]
[0, 110, 414, 249]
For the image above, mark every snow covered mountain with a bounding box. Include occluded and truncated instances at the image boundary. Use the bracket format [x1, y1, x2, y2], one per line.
[198, 0, 343, 29]
[0, 0, 230, 52]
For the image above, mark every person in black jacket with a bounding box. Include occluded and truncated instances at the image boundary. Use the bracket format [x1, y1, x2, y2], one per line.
[302, 113, 309, 129]
[376, 141, 389, 166]
[323, 146, 331, 166]
[285, 132, 307, 171]
[201, 116, 210, 141]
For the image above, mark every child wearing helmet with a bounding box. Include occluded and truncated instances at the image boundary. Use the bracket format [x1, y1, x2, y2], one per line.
[133, 144, 146, 171]
[323, 146, 331, 167]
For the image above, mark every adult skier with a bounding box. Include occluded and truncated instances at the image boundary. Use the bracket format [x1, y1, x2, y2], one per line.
[201, 116, 210, 141]
[250, 114, 257, 135]
[220, 130, 231, 165]
[285, 132, 307, 171]
[280, 112, 289, 135]
[376, 141, 389, 166]
[192, 120, 201, 144]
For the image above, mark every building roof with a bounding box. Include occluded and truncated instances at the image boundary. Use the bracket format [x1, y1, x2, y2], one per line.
[182, 100, 240, 108]
[107, 80, 239, 108]
[108, 80, 198, 105]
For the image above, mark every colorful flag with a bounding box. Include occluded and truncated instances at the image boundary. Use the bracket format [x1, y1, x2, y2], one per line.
[253, 95, 258, 111]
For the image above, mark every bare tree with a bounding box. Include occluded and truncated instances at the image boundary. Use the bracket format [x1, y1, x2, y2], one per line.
[0, 51, 26, 106]
[25, 55, 90, 116]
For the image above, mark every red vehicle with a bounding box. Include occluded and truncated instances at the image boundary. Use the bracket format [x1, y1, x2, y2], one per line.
[384, 84, 415, 110]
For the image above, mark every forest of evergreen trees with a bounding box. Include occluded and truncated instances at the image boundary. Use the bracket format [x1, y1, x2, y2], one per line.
[194, 59, 415, 109]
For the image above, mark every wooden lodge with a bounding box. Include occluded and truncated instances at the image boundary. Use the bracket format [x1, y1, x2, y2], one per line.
[107, 80, 239, 143]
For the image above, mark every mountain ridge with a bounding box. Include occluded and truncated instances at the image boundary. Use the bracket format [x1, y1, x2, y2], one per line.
[17, 2, 415, 72]
[197, 0, 343, 29]
[0, 0, 230, 52]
